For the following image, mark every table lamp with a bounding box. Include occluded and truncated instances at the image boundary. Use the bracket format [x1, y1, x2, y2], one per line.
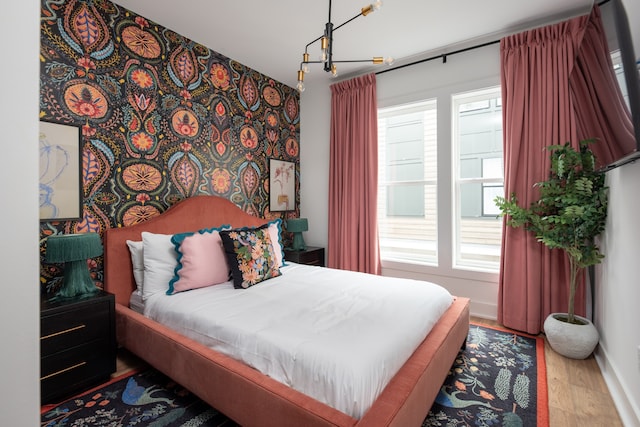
[286, 218, 308, 251]
[45, 233, 103, 299]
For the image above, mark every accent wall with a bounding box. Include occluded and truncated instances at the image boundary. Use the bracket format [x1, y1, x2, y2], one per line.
[39, 0, 300, 294]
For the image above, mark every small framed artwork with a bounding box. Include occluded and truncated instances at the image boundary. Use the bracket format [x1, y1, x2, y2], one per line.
[39, 120, 82, 221]
[269, 158, 295, 212]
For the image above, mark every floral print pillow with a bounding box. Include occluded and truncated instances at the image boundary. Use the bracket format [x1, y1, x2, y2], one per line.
[220, 226, 281, 289]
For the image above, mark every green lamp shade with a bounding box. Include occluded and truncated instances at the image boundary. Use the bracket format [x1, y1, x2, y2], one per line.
[286, 218, 308, 251]
[45, 233, 103, 299]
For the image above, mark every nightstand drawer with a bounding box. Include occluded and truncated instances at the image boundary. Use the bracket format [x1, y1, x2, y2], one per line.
[41, 339, 110, 378]
[41, 342, 114, 403]
[41, 302, 111, 356]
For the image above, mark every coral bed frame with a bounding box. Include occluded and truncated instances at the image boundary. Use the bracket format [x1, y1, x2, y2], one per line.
[104, 195, 470, 427]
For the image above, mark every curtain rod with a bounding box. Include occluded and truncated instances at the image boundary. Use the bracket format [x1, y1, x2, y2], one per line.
[376, 0, 605, 77]
[375, 39, 499, 76]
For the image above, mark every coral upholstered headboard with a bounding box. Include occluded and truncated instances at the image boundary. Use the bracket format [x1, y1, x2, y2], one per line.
[104, 196, 267, 306]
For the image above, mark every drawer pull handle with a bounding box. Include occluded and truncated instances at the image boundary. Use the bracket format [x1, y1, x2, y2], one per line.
[40, 361, 86, 381]
[41, 324, 86, 340]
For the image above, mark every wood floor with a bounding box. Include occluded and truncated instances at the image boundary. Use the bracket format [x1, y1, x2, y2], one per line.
[113, 316, 625, 426]
[472, 317, 623, 426]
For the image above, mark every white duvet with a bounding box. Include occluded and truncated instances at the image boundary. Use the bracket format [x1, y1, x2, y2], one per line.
[143, 262, 453, 419]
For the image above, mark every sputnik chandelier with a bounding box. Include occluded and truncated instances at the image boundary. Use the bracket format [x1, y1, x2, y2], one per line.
[296, 0, 394, 92]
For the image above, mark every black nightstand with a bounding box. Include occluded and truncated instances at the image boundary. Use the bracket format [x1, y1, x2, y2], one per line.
[284, 246, 325, 266]
[40, 290, 116, 404]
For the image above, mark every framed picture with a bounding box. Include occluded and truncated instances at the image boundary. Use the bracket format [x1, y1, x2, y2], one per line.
[269, 158, 295, 212]
[39, 121, 82, 221]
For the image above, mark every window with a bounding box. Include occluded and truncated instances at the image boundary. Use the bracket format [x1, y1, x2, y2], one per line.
[385, 111, 425, 217]
[453, 87, 503, 271]
[378, 100, 437, 265]
[377, 87, 503, 274]
[481, 158, 503, 217]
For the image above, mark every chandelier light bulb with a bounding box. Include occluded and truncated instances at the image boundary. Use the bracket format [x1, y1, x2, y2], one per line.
[320, 36, 329, 62]
[302, 53, 310, 73]
[374, 56, 395, 66]
[297, 69, 305, 91]
[362, 1, 382, 16]
[331, 64, 338, 78]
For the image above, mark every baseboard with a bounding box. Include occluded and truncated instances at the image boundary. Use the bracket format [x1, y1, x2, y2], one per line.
[594, 346, 640, 427]
[469, 300, 497, 321]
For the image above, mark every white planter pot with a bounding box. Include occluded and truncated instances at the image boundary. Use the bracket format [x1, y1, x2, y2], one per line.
[543, 313, 599, 359]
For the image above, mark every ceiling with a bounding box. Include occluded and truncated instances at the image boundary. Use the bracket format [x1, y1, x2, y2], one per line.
[110, 0, 594, 89]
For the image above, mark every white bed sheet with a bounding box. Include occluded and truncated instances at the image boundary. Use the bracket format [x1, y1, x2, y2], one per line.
[143, 262, 453, 419]
[129, 291, 145, 314]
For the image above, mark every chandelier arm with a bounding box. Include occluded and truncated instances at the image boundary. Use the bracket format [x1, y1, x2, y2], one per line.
[333, 11, 366, 32]
[300, 60, 323, 69]
[304, 8, 365, 50]
[332, 59, 377, 63]
[305, 35, 324, 51]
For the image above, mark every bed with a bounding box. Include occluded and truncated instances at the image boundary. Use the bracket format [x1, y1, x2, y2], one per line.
[104, 195, 470, 427]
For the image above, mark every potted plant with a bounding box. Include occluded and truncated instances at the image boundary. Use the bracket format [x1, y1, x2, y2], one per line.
[494, 139, 608, 359]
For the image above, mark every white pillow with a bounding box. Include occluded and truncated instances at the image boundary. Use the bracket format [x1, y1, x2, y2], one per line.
[141, 231, 179, 300]
[126, 240, 144, 296]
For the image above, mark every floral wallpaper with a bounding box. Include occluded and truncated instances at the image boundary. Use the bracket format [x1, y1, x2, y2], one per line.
[39, 0, 300, 294]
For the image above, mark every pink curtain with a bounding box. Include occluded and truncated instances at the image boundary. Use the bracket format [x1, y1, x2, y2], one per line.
[499, 6, 633, 334]
[570, 6, 636, 162]
[328, 73, 381, 274]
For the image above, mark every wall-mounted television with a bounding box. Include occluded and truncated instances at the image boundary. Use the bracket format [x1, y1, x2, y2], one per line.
[599, 0, 640, 171]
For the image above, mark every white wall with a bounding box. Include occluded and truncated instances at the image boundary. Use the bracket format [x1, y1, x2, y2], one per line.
[0, 2, 41, 425]
[299, 84, 331, 251]
[595, 162, 640, 426]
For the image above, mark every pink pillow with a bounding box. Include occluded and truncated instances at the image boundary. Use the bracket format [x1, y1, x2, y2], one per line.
[266, 219, 284, 268]
[168, 227, 230, 294]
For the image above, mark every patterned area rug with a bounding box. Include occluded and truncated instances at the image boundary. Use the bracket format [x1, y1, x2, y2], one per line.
[41, 324, 547, 427]
[424, 324, 548, 426]
[40, 369, 235, 427]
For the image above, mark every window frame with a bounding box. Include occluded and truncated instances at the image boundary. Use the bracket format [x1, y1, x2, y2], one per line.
[376, 75, 502, 285]
[451, 86, 503, 273]
[377, 99, 438, 266]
